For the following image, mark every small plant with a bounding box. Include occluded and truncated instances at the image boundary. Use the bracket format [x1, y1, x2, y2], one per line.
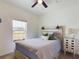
[42, 33, 48, 36]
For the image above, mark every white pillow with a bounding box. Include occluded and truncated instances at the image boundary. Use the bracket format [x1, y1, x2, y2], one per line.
[41, 36, 49, 40]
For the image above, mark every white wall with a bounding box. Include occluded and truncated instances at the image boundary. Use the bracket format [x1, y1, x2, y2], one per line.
[39, 0, 79, 54]
[39, 0, 79, 35]
[0, 1, 39, 56]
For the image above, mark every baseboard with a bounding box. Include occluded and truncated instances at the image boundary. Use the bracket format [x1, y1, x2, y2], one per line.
[0, 49, 14, 56]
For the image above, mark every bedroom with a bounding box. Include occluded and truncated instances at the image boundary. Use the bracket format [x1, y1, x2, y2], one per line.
[0, 0, 79, 59]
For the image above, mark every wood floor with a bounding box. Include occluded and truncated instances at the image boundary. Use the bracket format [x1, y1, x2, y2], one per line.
[0, 52, 79, 59]
[58, 52, 79, 59]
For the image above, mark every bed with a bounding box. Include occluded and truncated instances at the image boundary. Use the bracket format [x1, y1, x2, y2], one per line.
[15, 38, 61, 59]
[15, 26, 64, 59]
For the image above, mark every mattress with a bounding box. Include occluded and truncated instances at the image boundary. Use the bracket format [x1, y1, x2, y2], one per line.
[15, 38, 61, 59]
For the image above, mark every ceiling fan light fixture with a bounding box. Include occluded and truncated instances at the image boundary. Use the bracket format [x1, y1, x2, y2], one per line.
[31, 0, 48, 8]
[38, 0, 42, 4]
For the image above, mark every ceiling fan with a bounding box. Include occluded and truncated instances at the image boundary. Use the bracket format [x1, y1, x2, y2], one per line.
[31, 0, 48, 8]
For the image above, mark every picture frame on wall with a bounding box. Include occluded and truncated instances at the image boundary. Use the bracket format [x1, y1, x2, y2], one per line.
[0, 18, 2, 23]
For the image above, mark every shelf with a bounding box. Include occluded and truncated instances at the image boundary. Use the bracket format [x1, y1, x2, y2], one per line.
[42, 30, 59, 32]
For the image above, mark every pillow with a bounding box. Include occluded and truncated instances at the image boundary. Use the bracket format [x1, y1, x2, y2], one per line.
[41, 36, 49, 40]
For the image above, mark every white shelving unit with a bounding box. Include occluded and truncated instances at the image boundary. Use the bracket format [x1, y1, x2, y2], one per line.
[41, 26, 62, 34]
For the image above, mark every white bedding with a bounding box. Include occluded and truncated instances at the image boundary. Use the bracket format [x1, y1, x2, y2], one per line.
[16, 38, 61, 59]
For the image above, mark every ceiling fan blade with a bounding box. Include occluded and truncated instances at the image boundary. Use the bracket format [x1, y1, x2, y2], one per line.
[42, 1, 48, 8]
[32, 1, 38, 7]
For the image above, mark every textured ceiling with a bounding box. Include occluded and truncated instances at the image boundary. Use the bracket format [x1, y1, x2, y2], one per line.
[1, 0, 78, 15]
[1, 0, 56, 15]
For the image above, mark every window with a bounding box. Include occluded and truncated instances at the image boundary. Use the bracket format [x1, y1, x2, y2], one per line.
[13, 20, 27, 41]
